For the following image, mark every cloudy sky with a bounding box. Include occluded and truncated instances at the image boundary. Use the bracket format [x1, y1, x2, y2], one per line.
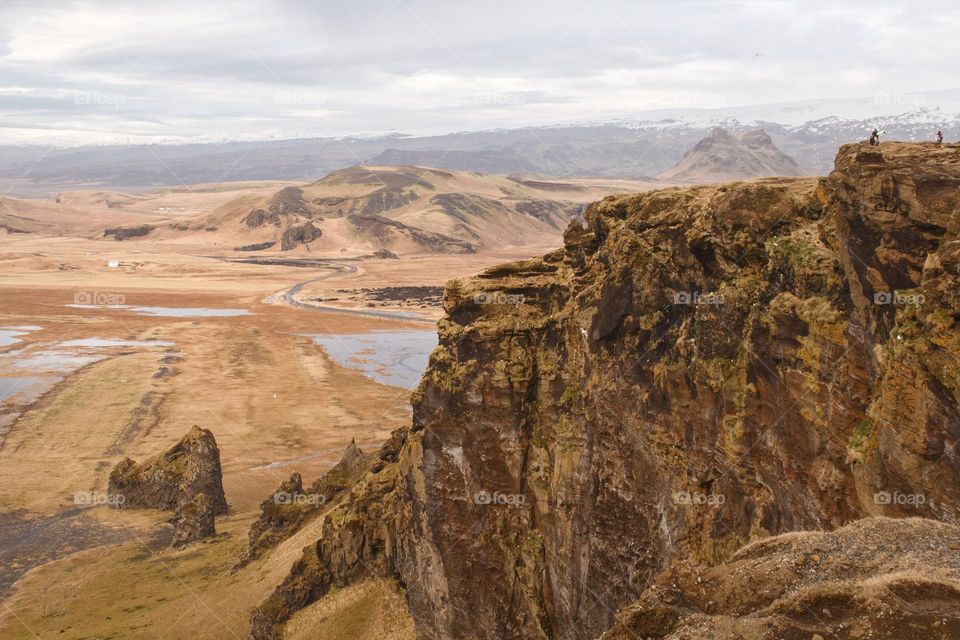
[0, 0, 958, 144]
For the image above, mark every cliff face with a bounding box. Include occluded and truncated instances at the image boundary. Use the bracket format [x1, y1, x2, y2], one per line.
[249, 430, 413, 640]
[251, 142, 960, 640]
[239, 438, 384, 567]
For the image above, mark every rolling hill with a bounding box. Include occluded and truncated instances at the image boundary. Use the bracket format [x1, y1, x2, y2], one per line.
[0, 166, 658, 255]
[145, 166, 655, 254]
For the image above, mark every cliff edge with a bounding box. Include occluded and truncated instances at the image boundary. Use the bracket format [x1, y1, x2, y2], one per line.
[251, 142, 960, 640]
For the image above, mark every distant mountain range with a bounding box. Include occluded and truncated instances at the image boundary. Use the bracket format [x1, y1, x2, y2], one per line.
[2, 89, 958, 194]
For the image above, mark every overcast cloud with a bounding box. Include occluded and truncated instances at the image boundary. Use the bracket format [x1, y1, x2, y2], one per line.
[0, 0, 958, 144]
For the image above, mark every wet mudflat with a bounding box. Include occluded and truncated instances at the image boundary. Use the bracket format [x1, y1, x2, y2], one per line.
[0, 509, 151, 598]
[306, 331, 438, 389]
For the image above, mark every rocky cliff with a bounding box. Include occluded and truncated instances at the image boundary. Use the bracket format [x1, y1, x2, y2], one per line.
[239, 438, 385, 566]
[250, 142, 960, 640]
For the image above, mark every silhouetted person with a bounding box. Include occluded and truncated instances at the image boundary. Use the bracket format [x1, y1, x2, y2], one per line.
[936, 130, 944, 144]
[869, 129, 880, 146]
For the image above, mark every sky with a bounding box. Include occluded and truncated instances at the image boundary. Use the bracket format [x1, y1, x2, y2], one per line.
[0, 0, 958, 144]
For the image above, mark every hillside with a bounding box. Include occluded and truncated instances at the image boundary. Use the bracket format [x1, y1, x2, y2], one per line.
[601, 517, 960, 639]
[246, 141, 960, 639]
[157, 166, 652, 254]
[0, 196, 152, 236]
[0, 181, 295, 239]
[659, 128, 804, 182]
[0, 170, 658, 255]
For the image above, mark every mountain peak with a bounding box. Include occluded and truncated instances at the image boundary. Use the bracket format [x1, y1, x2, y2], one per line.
[659, 127, 803, 182]
[740, 128, 774, 146]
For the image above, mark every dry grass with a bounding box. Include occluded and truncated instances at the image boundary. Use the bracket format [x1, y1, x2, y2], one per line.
[284, 579, 416, 640]
[0, 353, 161, 514]
[0, 500, 413, 639]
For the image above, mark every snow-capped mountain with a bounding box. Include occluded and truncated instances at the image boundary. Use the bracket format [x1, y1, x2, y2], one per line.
[2, 90, 959, 193]
[608, 88, 960, 129]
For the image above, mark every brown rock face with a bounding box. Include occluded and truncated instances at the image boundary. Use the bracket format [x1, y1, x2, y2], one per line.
[268, 187, 311, 216]
[171, 493, 217, 549]
[240, 472, 309, 563]
[103, 224, 153, 240]
[248, 432, 411, 640]
[243, 209, 281, 228]
[238, 437, 388, 566]
[108, 425, 228, 516]
[279, 221, 322, 250]
[397, 143, 959, 640]
[600, 517, 960, 640]
[250, 143, 960, 640]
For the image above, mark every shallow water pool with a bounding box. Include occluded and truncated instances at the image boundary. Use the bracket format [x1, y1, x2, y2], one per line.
[61, 338, 174, 348]
[0, 327, 41, 347]
[0, 376, 48, 403]
[306, 331, 438, 390]
[67, 304, 250, 317]
[128, 306, 250, 317]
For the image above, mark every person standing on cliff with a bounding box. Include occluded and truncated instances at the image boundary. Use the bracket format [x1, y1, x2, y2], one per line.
[870, 129, 880, 146]
[937, 130, 944, 144]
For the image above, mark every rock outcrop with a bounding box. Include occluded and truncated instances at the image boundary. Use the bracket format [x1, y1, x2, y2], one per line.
[600, 517, 960, 640]
[250, 142, 960, 640]
[659, 128, 804, 183]
[248, 430, 409, 639]
[239, 438, 387, 566]
[279, 221, 322, 250]
[109, 426, 227, 546]
[171, 493, 217, 549]
[103, 224, 153, 240]
[243, 209, 281, 228]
